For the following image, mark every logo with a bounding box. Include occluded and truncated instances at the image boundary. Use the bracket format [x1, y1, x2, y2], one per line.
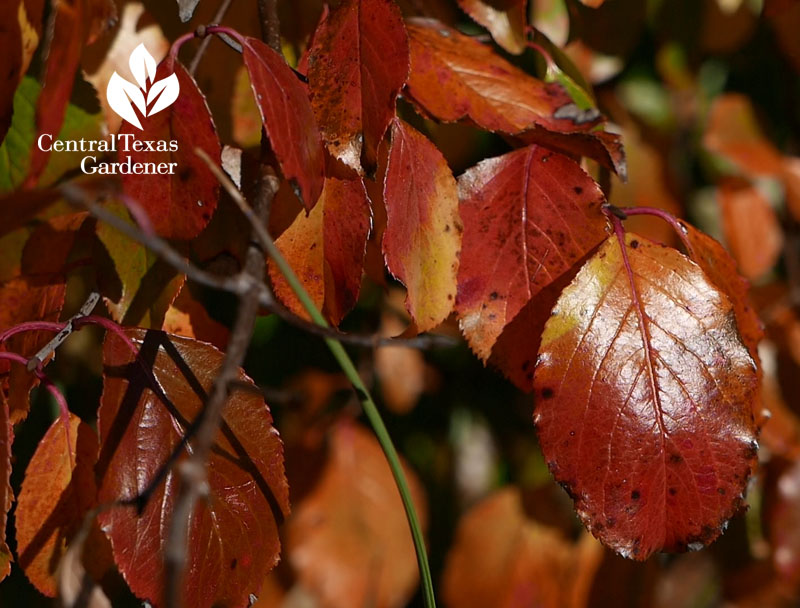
[107, 43, 179, 130]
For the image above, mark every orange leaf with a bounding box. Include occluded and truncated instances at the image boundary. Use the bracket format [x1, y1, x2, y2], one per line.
[287, 421, 427, 608]
[534, 233, 758, 559]
[15, 414, 98, 596]
[269, 176, 371, 325]
[383, 119, 461, 331]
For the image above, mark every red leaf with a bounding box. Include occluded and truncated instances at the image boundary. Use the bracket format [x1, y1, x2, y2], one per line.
[0, 0, 44, 143]
[456, 0, 527, 54]
[534, 233, 758, 559]
[268, 176, 371, 325]
[0, 392, 11, 582]
[97, 329, 289, 608]
[383, 119, 461, 331]
[456, 145, 606, 360]
[242, 36, 324, 208]
[119, 60, 220, 240]
[287, 421, 427, 608]
[15, 414, 98, 596]
[24, 0, 115, 187]
[308, 0, 409, 172]
[405, 19, 626, 176]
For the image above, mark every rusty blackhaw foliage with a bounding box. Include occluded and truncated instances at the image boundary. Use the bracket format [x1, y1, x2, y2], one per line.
[120, 60, 220, 240]
[456, 145, 606, 360]
[307, 0, 408, 172]
[384, 119, 461, 331]
[241, 35, 325, 209]
[98, 329, 289, 608]
[534, 233, 758, 559]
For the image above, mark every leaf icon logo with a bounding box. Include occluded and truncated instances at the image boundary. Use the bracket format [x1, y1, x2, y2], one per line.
[106, 43, 180, 130]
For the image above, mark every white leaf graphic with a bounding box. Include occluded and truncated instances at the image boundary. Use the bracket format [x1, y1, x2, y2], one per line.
[146, 72, 180, 117]
[129, 43, 157, 90]
[107, 72, 147, 130]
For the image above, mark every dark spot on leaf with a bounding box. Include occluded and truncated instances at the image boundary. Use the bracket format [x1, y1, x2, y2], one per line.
[179, 168, 193, 182]
[489, 291, 498, 300]
[630, 240, 639, 249]
[541, 387, 554, 399]
[669, 487, 677, 496]
[573, 186, 583, 194]
[669, 453, 682, 464]
[718, 488, 726, 495]
[521, 360, 530, 371]
[631, 490, 640, 500]
[230, 558, 237, 569]
[444, 224, 450, 232]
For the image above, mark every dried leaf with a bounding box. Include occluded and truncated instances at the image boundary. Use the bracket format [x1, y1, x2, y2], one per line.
[242, 35, 324, 208]
[15, 414, 98, 596]
[457, 0, 527, 54]
[534, 233, 758, 559]
[98, 329, 289, 608]
[456, 145, 606, 360]
[383, 119, 461, 331]
[287, 421, 426, 608]
[269, 177, 371, 326]
[307, 0, 408, 171]
[119, 60, 220, 240]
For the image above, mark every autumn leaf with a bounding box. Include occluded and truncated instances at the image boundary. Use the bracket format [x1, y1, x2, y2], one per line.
[382, 119, 461, 331]
[24, 0, 115, 187]
[97, 329, 289, 608]
[534, 233, 759, 559]
[442, 487, 601, 608]
[269, 176, 371, 325]
[96, 201, 185, 328]
[457, 0, 527, 54]
[162, 283, 230, 351]
[456, 145, 606, 360]
[119, 60, 220, 240]
[307, 0, 409, 172]
[717, 178, 783, 281]
[0, 0, 44, 144]
[241, 35, 325, 208]
[287, 421, 427, 608]
[405, 19, 626, 176]
[15, 414, 98, 597]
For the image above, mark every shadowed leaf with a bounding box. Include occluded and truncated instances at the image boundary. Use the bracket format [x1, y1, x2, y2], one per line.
[98, 329, 289, 608]
[457, 0, 527, 54]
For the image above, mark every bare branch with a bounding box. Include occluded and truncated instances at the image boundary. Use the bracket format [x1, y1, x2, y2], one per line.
[27, 292, 100, 371]
[188, 0, 236, 76]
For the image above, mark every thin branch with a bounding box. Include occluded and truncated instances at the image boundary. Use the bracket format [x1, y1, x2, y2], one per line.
[257, 0, 281, 53]
[188, 0, 236, 75]
[195, 156, 438, 608]
[27, 292, 99, 371]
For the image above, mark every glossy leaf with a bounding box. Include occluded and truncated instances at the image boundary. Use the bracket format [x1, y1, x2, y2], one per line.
[0, 0, 44, 144]
[119, 60, 220, 240]
[15, 414, 98, 597]
[0, 392, 11, 582]
[24, 0, 115, 187]
[98, 329, 289, 608]
[405, 19, 626, 176]
[457, 0, 527, 54]
[534, 233, 758, 559]
[307, 0, 408, 171]
[96, 201, 184, 328]
[456, 145, 606, 360]
[269, 176, 371, 325]
[383, 119, 461, 331]
[242, 35, 324, 208]
[287, 421, 427, 608]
